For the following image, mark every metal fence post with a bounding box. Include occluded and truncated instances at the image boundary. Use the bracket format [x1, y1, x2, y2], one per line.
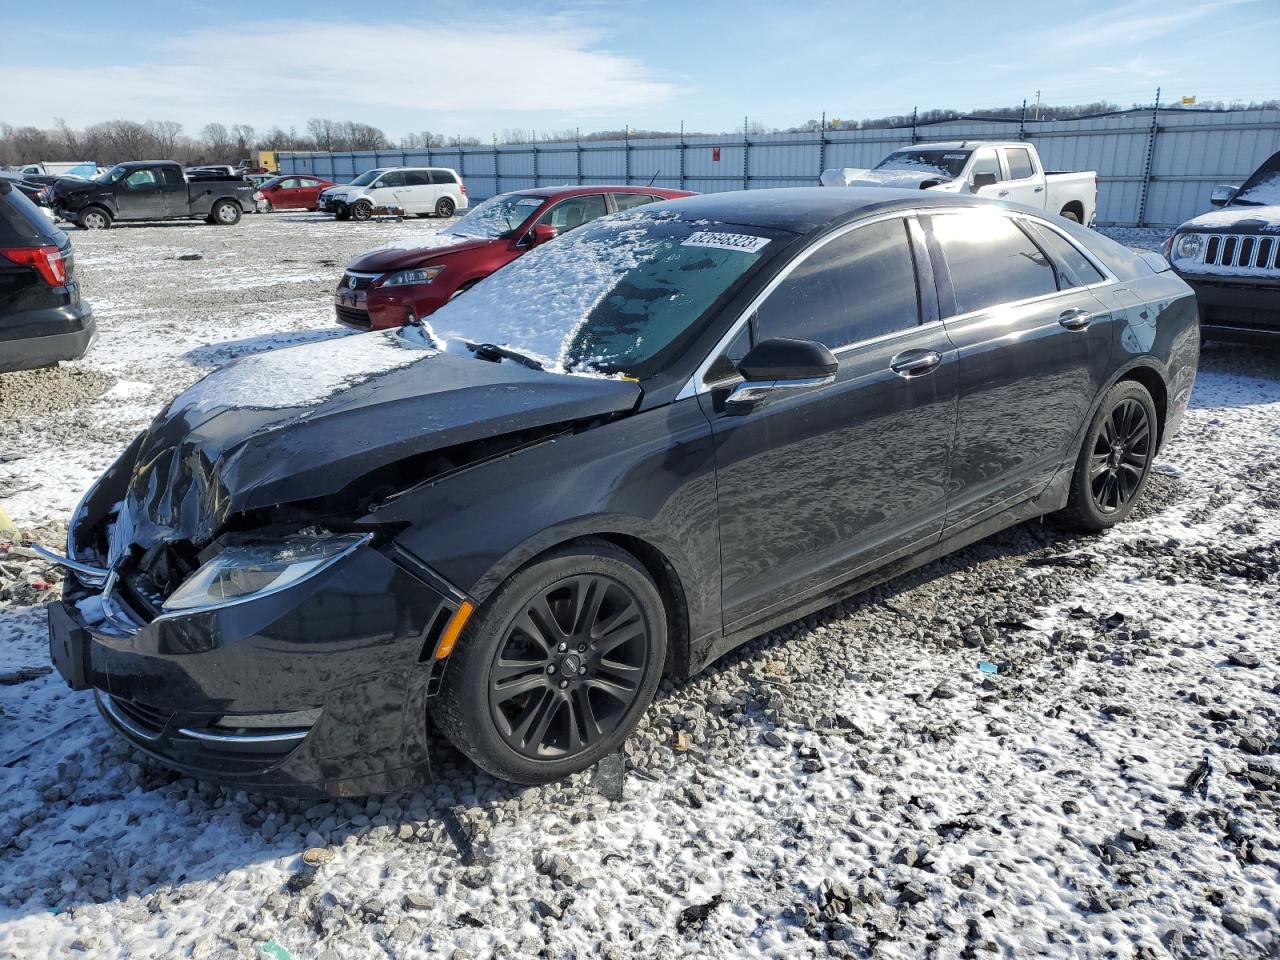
[742, 116, 749, 190]
[818, 111, 827, 181]
[1137, 88, 1161, 227]
[678, 120, 685, 190]
[575, 127, 582, 185]
[1019, 99, 1027, 141]
[910, 106, 918, 144]
[532, 135, 539, 187]
[493, 134, 500, 196]
[624, 126, 631, 184]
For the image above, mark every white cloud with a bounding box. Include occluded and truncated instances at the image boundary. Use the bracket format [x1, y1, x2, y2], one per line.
[1048, 0, 1259, 50]
[0, 20, 679, 135]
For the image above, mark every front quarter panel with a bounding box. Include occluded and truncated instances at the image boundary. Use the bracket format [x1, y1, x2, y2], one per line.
[371, 397, 722, 667]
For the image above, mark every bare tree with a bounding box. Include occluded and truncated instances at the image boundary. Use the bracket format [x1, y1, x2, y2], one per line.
[146, 120, 184, 158]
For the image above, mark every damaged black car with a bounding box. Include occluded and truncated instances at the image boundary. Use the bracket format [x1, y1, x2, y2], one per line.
[43, 189, 1199, 796]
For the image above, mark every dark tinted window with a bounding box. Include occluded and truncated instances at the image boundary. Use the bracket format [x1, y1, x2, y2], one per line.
[1023, 220, 1106, 288]
[0, 183, 60, 245]
[971, 149, 1001, 182]
[1006, 148, 1036, 180]
[537, 194, 608, 232]
[376, 171, 406, 188]
[755, 218, 920, 348]
[403, 171, 431, 186]
[158, 166, 185, 187]
[613, 193, 658, 211]
[928, 212, 1059, 315]
[430, 170, 459, 184]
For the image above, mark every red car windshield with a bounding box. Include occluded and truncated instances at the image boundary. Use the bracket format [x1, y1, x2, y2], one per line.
[444, 193, 545, 240]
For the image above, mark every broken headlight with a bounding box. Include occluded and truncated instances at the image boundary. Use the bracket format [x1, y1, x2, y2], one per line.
[160, 532, 371, 614]
[380, 265, 445, 287]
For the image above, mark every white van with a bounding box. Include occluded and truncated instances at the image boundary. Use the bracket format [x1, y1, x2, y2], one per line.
[317, 167, 468, 220]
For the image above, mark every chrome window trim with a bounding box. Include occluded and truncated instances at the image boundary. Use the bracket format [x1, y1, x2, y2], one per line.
[675, 205, 1117, 401]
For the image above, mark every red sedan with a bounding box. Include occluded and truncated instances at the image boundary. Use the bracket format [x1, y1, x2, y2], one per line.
[256, 175, 336, 211]
[334, 185, 695, 330]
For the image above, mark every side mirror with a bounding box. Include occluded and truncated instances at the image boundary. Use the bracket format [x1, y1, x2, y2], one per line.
[1209, 184, 1237, 208]
[530, 224, 559, 246]
[726, 338, 838, 409]
[971, 172, 998, 191]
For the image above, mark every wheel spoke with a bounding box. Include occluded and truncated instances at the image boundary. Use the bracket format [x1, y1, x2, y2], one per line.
[571, 576, 607, 636]
[528, 595, 568, 644]
[596, 659, 644, 687]
[589, 674, 638, 703]
[491, 672, 547, 704]
[1089, 453, 1110, 480]
[572, 687, 602, 743]
[509, 688, 557, 748]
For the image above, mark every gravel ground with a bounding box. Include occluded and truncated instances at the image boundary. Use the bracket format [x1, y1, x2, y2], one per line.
[1, 217, 1278, 959]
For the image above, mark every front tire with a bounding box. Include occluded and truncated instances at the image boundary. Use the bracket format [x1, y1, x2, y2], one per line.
[211, 200, 241, 225]
[435, 197, 456, 218]
[351, 200, 373, 221]
[1059, 380, 1157, 530]
[78, 207, 111, 230]
[334, 209, 350, 221]
[431, 539, 667, 784]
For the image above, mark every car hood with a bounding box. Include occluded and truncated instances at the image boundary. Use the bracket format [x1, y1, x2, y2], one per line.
[1179, 205, 1280, 234]
[346, 235, 497, 272]
[49, 178, 96, 200]
[106, 331, 641, 557]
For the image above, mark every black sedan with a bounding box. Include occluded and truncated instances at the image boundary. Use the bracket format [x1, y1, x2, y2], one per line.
[43, 188, 1199, 795]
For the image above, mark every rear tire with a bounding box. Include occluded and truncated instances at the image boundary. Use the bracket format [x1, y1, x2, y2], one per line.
[1060, 208, 1082, 223]
[1059, 380, 1158, 531]
[351, 200, 373, 221]
[435, 197, 456, 218]
[78, 207, 111, 230]
[430, 539, 667, 784]
[211, 200, 241, 225]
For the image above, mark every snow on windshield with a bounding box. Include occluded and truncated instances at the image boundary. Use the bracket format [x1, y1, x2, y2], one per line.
[445, 194, 545, 240]
[175, 330, 434, 414]
[874, 150, 970, 179]
[1233, 171, 1280, 208]
[418, 213, 774, 374]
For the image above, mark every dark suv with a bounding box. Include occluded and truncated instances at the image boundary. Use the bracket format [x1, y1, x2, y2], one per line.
[0, 180, 95, 373]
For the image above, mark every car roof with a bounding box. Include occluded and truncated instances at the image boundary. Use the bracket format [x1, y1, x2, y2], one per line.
[503, 185, 695, 200]
[644, 187, 998, 232]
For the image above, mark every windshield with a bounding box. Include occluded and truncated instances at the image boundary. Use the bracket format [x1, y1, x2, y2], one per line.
[444, 193, 545, 239]
[412, 213, 782, 375]
[1230, 152, 1280, 207]
[347, 169, 385, 187]
[95, 165, 127, 184]
[874, 149, 971, 179]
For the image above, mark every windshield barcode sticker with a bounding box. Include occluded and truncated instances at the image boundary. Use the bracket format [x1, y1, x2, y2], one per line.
[681, 231, 771, 253]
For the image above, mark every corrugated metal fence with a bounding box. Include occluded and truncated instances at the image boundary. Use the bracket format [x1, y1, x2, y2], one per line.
[281, 107, 1280, 227]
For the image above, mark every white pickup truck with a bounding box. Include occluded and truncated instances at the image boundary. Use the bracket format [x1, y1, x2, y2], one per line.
[821, 141, 1097, 224]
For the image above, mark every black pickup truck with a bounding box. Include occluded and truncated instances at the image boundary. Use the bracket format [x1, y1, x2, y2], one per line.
[48, 161, 255, 229]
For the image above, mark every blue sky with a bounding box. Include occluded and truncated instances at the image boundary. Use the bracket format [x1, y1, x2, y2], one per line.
[3, 0, 1278, 139]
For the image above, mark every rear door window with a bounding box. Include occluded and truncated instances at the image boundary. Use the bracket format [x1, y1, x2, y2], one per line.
[612, 193, 658, 211]
[158, 167, 186, 187]
[1023, 220, 1106, 288]
[1005, 148, 1036, 180]
[403, 171, 431, 186]
[926, 212, 1059, 315]
[430, 170, 459, 185]
[754, 217, 921, 348]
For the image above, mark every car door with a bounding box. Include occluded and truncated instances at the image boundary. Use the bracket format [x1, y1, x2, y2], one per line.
[922, 209, 1114, 532]
[370, 171, 406, 211]
[296, 178, 325, 209]
[119, 168, 167, 219]
[967, 147, 1004, 199]
[697, 215, 959, 634]
[997, 146, 1044, 208]
[156, 165, 189, 217]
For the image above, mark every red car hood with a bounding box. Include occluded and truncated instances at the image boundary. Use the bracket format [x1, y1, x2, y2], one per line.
[346, 235, 497, 272]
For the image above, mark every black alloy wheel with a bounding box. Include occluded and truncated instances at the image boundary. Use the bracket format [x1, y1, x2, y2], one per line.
[351, 200, 373, 221]
[431, 539, 666, 783]
[1090, 397, 1151, 513]
[436, 197, 455, 218]
[1061, 379, 1157, 530]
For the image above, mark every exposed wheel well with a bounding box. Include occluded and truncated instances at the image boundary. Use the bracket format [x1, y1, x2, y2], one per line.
[519, 532, 692, 679]
[1060, 200, 1085, 222]
[1117, 366, 1168, 449]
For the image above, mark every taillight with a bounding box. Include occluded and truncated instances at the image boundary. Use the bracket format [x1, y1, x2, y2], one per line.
[459, 182, 467, 196]
[0, 245, 67, 286]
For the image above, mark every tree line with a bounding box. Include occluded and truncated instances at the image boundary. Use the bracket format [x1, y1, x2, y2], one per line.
[5, 98, 1279, 167]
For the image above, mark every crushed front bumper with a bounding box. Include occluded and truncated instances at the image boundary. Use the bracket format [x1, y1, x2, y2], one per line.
[49, 542, 466, 797]
[1179, 274, 1280, 342]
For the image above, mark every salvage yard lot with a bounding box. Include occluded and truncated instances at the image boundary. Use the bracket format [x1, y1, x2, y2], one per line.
[1, 215, 1278, 959]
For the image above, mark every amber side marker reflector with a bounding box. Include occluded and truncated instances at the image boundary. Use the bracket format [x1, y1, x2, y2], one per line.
[434, 600, 475, 659]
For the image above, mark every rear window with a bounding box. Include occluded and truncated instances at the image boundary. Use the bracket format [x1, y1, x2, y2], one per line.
[926, 211, 1058, 315]
[0, 183, 61, 246]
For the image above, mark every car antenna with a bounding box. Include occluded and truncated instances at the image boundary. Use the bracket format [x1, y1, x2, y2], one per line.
[647, 169, 660, 186]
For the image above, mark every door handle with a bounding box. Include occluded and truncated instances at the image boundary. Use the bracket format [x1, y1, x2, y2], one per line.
[890, 350, 942, 376]
[997, 189, 1009, 197]
[1058, 308, 1092, 330]
[1034, 186, 1044, 193]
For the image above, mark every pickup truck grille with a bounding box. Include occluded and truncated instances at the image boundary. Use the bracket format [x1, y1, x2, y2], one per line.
[1202, 234, 1280, 272]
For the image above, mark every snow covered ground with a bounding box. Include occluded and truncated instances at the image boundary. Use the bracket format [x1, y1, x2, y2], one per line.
[0, 217, 1277, 959]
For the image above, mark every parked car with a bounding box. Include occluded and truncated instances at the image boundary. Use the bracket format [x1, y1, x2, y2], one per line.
[49, 161, 255, 229]
[42, 188, 1197, 795]
[0, 173, 50, 207]
[0, 179, 95, 373]
[17, 161, 97, 179]
[255, 175, 337, 212]
[318, 167, 468, 221]
[1163, 149, 1280, 341]
[335, 186, 695, 330]
[185, 165, 239, 179]
[821, 142, 1097, 224]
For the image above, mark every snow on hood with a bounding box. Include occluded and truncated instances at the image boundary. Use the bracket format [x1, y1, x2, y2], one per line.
[173, 330, 433, 415]
[371, 231, 482, 254]
[1181, 205, 1280, 233]
[820, 168, 954, 190]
